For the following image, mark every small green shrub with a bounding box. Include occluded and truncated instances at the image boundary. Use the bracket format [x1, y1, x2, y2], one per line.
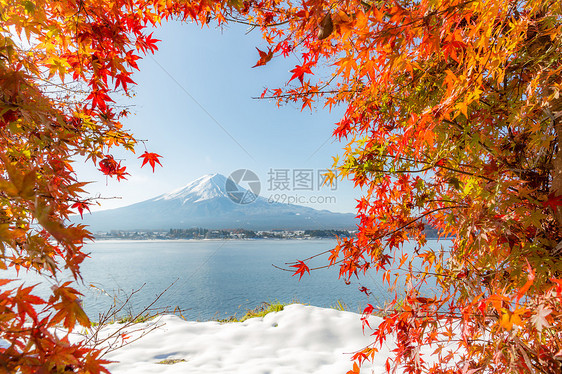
[156, 358, 186, 365]
[116, 313, 154, 324]
[330, 299, 350, 311]
[238, 302, 285, 322]
[216, 301, 287, 323]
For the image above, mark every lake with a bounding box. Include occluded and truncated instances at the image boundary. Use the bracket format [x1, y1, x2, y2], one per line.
[5, 239, 447, 321]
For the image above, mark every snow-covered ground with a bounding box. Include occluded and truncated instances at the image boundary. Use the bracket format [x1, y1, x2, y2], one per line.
[96, 304, 393, 374]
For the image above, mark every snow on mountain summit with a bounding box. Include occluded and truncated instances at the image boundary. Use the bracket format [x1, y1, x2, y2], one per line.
[157, 173, 234, 204]
[74, 172, 357, 231]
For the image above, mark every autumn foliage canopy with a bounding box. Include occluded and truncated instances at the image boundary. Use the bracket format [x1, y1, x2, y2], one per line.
[0, 0, 209, 371]
[2, 0, 562, 373]
[252, 0, 562, 372]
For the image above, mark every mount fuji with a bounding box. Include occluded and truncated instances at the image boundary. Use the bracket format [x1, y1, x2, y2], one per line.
[74, 173, 357, 231]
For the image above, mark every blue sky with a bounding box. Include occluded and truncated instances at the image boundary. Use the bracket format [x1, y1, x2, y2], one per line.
[74, 20, 361, 214]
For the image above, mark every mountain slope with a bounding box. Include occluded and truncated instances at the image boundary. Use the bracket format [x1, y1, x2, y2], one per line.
[74, 174, 357, 231]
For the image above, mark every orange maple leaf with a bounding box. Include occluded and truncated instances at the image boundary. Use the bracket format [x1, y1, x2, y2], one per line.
[290, 260, 310, 280]
[288, 63, 313, 84]
[139, 151, 163, 172]
[252, 48, 274, 68]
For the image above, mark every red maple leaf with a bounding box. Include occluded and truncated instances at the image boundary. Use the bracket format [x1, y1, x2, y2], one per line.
[71, 201, 90, 218]
[288, 63, 313, 84]
[252, 48, 274, 68]
[290, 260, 310, 280]
[125, 50, 141, 70]
[358, 286, 372, 296]
[138, 151, 163, 172]
[114, 73, 135, 91]
[542, 193, 562, 210]
[98, 156, 116, 175]
[86, 89, 114, 111]
[99, 155, 129, 180]
[136, 32, 160, 54]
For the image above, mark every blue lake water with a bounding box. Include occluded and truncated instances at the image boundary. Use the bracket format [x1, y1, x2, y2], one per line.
[5, 239, 448, 321]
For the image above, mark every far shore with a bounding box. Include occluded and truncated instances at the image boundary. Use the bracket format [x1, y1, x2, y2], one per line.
[87, 236, 446, 244]
[87, 237, 341, 244]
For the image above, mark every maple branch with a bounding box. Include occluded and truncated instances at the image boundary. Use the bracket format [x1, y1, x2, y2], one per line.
[436, 164, 496, 183]
[225, 15, 290, 28]
[277, 206, 466, 273]
[254, 89, 345, 100]
[358, 149, 496, 183]
[367, 165, 434, 174]
[442, 119, 497, 159]
[83, 280, 179, 357]
[365, 205, 466, 246]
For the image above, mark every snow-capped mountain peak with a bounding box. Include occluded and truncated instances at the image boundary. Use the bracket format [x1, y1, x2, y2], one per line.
[74, 173, 357, 231]
[157, 173, 235, 204]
